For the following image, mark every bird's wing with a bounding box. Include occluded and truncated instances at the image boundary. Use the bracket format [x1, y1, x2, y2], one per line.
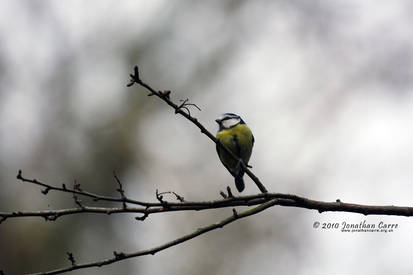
[216, 141, 237, 178]
[232, 134, 242, 158]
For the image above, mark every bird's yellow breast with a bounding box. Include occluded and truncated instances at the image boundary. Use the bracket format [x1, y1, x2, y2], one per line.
[216, 123, 253, 165]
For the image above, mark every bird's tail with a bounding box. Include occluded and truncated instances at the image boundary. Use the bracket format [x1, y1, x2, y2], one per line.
[234, 175, 245, 192]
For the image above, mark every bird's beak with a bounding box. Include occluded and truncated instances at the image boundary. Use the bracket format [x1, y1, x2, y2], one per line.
[215, 119, 220, 124]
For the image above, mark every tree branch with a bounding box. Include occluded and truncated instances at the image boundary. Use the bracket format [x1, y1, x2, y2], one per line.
[15, 170, 155, 207]
[127, 66, 268, 193]
[4, 175, 413, 224]
[27, 199, 279, 275]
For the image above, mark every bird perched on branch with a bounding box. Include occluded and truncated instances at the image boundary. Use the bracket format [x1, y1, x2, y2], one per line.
[215, 113, 254, 192]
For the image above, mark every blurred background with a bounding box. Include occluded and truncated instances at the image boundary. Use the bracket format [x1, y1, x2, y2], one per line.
[1, 0, 413, 274]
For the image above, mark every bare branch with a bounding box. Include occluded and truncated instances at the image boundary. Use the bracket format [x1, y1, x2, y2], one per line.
[226, 186, 234, 198]
[16, 170, 155, 207]
[27, 199, 279, 275]
[3, 191, 413, 224]
[113, 171, 127, 209]
[127, 66, 268, 193]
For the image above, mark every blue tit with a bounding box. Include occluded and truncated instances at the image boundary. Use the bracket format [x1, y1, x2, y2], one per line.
[215, 113, 254, 192]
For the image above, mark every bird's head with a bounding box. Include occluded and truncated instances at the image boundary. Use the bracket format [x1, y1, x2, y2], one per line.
[215, 113, 245, 131]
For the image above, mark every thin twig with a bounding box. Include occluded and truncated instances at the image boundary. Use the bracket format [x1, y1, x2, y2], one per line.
[66, 252, 76, 266]
[113, 171, 127, 209]
[72, 181, 83, 208]
[156, 191, 185, 202]
[16, 170, 154, 207]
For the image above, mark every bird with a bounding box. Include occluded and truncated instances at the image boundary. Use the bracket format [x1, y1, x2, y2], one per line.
[215, 113, 254, 192]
